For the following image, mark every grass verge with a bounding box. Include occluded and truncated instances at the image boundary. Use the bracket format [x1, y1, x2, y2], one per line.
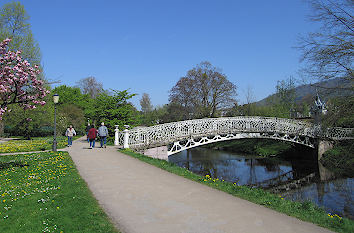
[0, 136, 80, 154]
[120, 149, 354, 233]
[0, 151, 118, 233]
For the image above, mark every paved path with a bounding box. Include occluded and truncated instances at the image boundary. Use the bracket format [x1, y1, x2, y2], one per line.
[66, 138, 333, 233]
[0, 137, 20, 144]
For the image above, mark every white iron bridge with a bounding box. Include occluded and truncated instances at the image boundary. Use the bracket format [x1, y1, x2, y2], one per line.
[115, 116, 353, 156]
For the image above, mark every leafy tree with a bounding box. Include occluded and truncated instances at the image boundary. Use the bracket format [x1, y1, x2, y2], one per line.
[155, 103, 187, 123]
[140, 105, 171, 126]
[276, 77, 296, 107]
[4, 99, 53, 139]
[224, 103, 243, 117]
[272, 77, 296, 118]
[52, 85, 91, 110]
[169, 77, 196, 120]
[297, 0, 353, 90]
[150, 105, 168, 124]
[170, 61, 237, 118]
[76, 76, 104, 99]
[0, 3, 44, 136]
[61, 104, 85, 134]
[52, 85, 96, 133]
[0, 2, 41, 65]
[140, 93, 153, 113]
[91, 90, 139, 134]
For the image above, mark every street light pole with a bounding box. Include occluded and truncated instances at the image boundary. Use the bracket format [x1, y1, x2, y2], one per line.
[53, 94, 59, 152]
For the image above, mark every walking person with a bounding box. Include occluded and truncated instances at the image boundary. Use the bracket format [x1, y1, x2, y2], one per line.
[65, 125, 76, 147]
[85, 123, 91, 142]
[88, 125, 98, 149]
[98, 122, 109, 148]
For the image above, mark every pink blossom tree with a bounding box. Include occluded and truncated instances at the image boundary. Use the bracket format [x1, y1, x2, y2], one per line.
[0, 38, 49, 120]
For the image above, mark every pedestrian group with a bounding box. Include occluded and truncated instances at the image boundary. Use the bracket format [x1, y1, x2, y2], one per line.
[87, 122, 109, 149]
[66, 122, 109, 149]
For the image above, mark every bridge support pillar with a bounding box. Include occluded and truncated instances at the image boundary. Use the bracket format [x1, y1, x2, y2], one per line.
[317, 140, 333, 161]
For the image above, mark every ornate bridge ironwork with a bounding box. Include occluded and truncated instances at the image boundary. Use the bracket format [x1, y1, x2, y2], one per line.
[115, 116, 353, 156]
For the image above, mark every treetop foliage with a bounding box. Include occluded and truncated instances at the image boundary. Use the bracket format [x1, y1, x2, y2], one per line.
[169, 61, 237, 119]
[76, 76, 104, 99]
[0, 1, 41, 65]
[140, 93, 153, 113]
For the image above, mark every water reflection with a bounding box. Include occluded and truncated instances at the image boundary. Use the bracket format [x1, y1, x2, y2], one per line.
[283, 178, 354, 220]
[169, 148, 313, 185]
[169, 147, 354, 220]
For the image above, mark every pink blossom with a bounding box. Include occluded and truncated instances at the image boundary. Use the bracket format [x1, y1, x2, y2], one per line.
[0, 38, 49, 120]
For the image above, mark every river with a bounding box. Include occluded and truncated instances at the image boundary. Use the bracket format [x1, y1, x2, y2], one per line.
[168, 147, 354, 220]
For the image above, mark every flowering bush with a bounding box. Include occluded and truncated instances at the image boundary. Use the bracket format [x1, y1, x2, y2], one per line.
[0, 38, 49, 120]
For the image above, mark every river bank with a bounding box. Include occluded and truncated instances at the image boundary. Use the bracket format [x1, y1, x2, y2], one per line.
[121, 149, 354, 232]
[320, 140, 354, 177]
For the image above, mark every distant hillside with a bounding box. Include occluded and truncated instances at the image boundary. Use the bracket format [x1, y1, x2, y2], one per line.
[256, 78, 352, 106]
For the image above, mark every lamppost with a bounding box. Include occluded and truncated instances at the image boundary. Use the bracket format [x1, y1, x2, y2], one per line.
[53, 94, 59, 152]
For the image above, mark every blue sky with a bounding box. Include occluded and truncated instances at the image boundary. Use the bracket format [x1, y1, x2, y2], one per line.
[2, 0, 319, 108]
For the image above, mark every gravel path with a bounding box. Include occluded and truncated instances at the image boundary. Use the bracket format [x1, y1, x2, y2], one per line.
[65, 137, 333, 233]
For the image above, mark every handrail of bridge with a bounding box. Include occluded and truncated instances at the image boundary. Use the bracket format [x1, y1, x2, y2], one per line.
[116, 116, 354, 149]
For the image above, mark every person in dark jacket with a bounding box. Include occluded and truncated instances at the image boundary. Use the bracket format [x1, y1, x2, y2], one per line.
[88, 125, 98, 149]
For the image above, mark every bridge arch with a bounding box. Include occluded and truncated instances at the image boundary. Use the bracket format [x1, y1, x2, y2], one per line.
[167, 132, 315, 155]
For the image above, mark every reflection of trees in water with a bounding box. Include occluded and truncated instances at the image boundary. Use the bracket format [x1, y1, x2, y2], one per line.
[291, 159, 318, 179]
[248, 159, 256, 184]
[253, 158, 282, 172]
[172, 147, 354, 219]
[283, 179, 354, 220]
[180, 158, 219, 178]
[331, 179, 354, 219]
[175, 148, 320, 186]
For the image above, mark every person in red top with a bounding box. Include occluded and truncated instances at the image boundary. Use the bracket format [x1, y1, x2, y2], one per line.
[88, 125, 98, 149]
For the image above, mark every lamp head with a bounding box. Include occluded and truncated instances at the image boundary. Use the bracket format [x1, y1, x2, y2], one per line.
[53, 94, 59, 104]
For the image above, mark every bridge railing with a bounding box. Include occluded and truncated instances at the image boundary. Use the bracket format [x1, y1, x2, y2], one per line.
[116, 117, 354, 149]
[323, 127, 354, 140]
[118, 116, 320, 148]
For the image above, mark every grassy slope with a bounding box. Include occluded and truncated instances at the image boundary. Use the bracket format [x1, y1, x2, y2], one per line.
[0, 152, 118, 233]
[120, 149, 354, 233]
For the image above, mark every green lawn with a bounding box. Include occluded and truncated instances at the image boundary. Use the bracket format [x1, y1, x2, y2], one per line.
[120, 149, 354, 233]
[0, 136, 80, 154]
[0, 151, 118, 233]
